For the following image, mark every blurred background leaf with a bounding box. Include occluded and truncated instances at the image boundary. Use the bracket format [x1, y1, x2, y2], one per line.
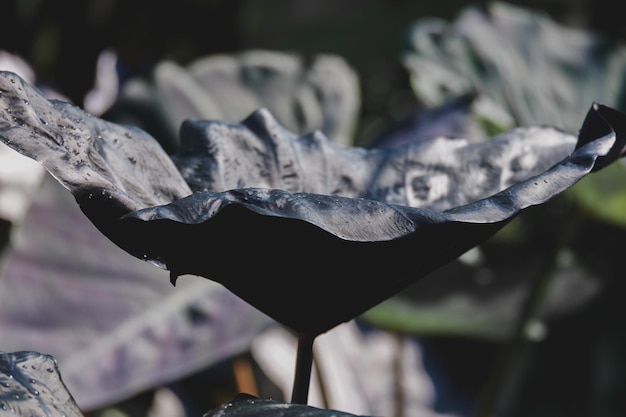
[105, 50, 361, 152]
[0, 173, 274, 412]
[402, 1, 626, 136]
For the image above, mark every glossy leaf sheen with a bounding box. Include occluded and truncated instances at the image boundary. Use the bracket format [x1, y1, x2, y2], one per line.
[1, 71, 625, 336]
[0, 351, 83, 417]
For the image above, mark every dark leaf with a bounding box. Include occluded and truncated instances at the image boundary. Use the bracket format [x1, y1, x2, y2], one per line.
[0, 351, 84, 417]
[203, 395, 370, 417]
[1, 70, 625, 337]
[367, 93, 497, 149]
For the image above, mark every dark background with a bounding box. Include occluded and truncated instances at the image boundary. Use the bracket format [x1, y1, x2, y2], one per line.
[1, 0, 621, 144]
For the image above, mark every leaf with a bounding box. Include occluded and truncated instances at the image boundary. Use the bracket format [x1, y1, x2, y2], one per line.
[107, 50, 361, 149]
[202, 394, 371, 417]
[1, 70, 625, 337]
[360, 244, 604, 339]
[0, 174, 274, 410]
[403, 2, 626, 135]
[368, 94, 487, 149]
[172, 109, 578, 210]
[0, 350, 84, 417]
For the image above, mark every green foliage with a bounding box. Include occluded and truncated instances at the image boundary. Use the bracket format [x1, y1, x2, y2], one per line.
[568, 161, 626, 227]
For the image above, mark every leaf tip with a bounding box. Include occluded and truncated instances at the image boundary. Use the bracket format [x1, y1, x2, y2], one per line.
[169, 271, 178, 286]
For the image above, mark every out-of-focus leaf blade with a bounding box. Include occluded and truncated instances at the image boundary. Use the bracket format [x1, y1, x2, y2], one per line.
[403, 2, 626, 135]
[369, 94, 511, 149]
[360, 244, 603, 339]
[567, 161, 626, 227]
[0, 351, 84, 417]
[108, 50, 361, 149]
[0, 175, 274, 410]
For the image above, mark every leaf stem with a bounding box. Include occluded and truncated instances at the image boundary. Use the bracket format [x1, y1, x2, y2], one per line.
[291, 332, 316, 404]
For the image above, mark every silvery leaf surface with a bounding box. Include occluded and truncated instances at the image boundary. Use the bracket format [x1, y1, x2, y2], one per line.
[1, 70, 625, 336]
[172, 108, 577, 211]
[0, 351, 83, 417]
[0, 71, 191, 252]
[0, 51, 65, 225]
